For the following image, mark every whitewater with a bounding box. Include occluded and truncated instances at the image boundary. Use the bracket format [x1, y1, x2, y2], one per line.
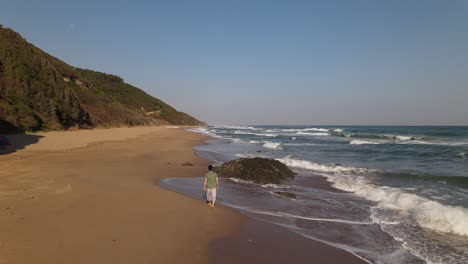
[185, 125, 468, 264]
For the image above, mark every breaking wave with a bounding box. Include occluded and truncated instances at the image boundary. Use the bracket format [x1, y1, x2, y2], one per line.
[282, 127, 329, 132]
[296, 131, 329, 136]
[233, 130, 278, 137]
[278, 157, 468, 236]
[276, 156, 374, 174]
[262, 141, 283, 150]
[327, 173, 468, 237]
[397, 140, 468, 146]
[186, 127, 224, 138]
[337, 133, 425, 141]
[277, 156, 468, 237]
[218, 125, 260, 130]
[349, 140, 382, 145]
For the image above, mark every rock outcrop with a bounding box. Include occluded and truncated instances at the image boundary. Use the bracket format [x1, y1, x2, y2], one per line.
[274, 191, 297, 199]
[214, 157, 295, 184]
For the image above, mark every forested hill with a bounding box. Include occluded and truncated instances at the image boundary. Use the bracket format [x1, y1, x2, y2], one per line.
[0, 25, 204, 133]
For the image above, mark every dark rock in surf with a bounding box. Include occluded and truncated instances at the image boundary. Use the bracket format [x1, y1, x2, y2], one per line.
[214, 157, 295, 184]
[274, 191, 297, 199]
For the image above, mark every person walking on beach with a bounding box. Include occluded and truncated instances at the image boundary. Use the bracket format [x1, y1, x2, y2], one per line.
[204, 165, 219, 208]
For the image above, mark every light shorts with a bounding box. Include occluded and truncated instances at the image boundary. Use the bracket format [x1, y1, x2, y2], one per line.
[206, 188, 217, 203]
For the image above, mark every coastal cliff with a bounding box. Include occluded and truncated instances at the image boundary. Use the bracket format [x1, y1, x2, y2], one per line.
[0, 26, 204, 133]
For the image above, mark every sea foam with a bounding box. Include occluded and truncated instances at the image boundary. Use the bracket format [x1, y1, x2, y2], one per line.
[262, 141, 283, 150]
[296, 131, 329, 136]
[245, 140, 283, 150]
[233, 130, 278, 137]
[282, 128, 329, 132]
[349, 140, 381, 145]
[186, 127, 223, 138]
[303, 128, 329, 132]
[277, 157, 468, 237]
[393, 135, 413, 141]
[327, 174, 468, 237]
[219, 125, 260, 130]
[276, 156, 373, 174]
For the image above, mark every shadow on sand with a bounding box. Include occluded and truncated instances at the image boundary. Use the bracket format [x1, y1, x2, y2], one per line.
[0, 120, 43, 155]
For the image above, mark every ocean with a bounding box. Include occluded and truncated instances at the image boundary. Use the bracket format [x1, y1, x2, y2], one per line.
[161, 125, 468, 264]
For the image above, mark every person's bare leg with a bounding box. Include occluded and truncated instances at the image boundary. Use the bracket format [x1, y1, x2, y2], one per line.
[206, 193, 211, 206]
[211, 189, 217, 208]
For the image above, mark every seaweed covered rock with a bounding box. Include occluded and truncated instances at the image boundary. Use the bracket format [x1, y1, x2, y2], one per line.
[214, 157, 295, 184]
[274, 191, 297, 199]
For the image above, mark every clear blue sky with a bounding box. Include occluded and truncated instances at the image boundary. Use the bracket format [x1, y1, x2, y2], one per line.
[1, 0, 467, 125]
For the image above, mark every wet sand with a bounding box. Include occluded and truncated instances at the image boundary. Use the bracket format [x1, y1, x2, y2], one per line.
[0, 126, 367, 264]
[211, 218, 366, 264]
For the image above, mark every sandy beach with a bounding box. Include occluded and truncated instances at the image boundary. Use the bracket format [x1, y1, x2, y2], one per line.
[0, 127, 366, 264]
[0, 127, 241, 264]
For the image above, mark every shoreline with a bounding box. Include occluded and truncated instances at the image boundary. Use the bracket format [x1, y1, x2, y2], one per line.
[159, 175, 367, 264]
[0, 126, 241, 264]
[187, 131, 369, 264]
[210, 217, 367, 264]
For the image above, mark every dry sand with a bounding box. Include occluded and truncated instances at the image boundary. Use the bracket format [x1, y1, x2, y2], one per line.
[0, 126, 366, 264]
[0, 127, 240, 264]
[5, 126, 184, 152]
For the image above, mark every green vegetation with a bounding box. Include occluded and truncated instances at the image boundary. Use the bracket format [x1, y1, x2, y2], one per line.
[0, 26, 204, 133]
